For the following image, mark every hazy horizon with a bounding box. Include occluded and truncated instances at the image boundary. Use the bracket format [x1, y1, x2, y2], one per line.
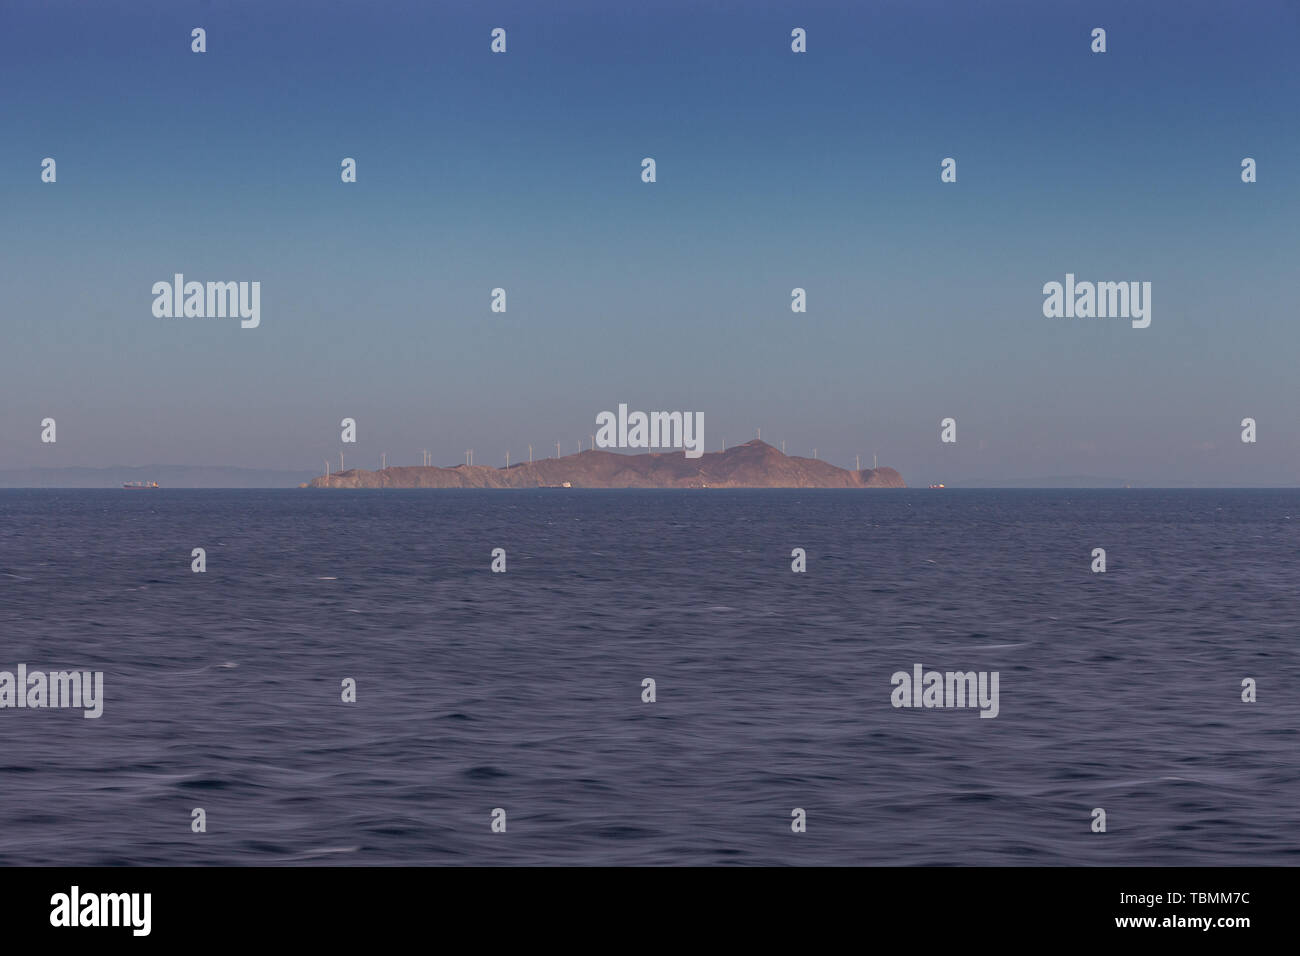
[3, 0, 1297, 486]
[2, 438, 1296, 489]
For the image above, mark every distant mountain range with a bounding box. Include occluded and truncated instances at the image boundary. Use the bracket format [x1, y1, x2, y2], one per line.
[305, 440, 906, 489]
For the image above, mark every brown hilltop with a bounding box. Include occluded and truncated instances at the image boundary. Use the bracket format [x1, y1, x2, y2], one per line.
[305, 440, 905, 489]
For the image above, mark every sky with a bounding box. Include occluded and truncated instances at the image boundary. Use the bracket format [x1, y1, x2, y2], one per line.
[1, 0, 1297, 485]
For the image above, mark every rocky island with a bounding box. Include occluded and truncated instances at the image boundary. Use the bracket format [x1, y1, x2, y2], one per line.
[304, 440, 904, 489]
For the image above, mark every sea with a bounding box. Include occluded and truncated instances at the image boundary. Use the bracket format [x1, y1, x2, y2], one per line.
[0, 488, 1296, 866]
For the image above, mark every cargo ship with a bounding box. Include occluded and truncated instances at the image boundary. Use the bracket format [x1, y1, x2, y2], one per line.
[123, 481, 160, 489]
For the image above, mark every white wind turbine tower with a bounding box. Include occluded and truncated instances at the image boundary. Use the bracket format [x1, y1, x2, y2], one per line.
[590, 433, 595, 451]
[381, 452, 386, 470]
[325, 460, 330, 484]
[555, 441, 560, 458]
[856, 454, 861, 471]
[339, 451, 344, 472]
[528, 444, 533, 464]
[506, 451, 510, 468]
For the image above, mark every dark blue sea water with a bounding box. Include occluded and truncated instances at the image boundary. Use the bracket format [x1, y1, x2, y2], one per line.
[0, 489, 1296, 865]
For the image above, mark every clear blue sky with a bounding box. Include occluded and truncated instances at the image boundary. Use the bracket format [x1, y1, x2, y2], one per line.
[2, 0, 1297, 484]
